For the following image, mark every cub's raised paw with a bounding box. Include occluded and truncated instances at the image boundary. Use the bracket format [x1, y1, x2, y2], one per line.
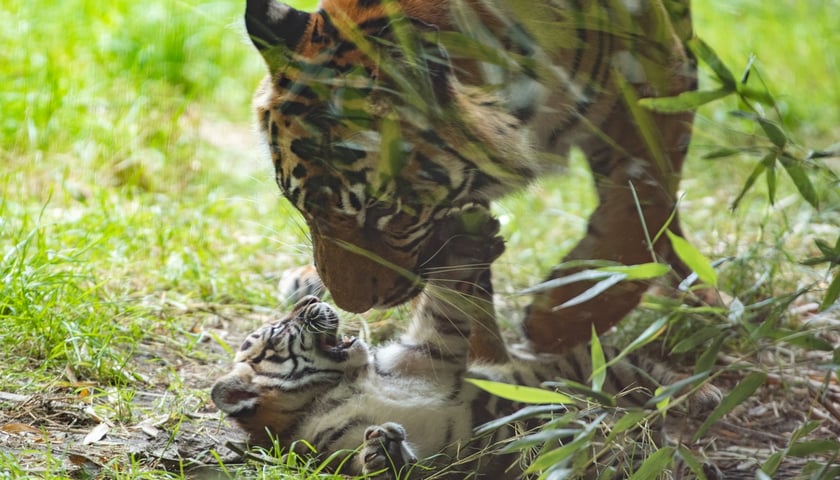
[360, 422, 418, 479]
[277, 265, 325, 304]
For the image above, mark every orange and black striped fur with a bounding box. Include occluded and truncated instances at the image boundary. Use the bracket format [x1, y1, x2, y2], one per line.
[245, 0, 701, 355]
[212, 206, 721, 479]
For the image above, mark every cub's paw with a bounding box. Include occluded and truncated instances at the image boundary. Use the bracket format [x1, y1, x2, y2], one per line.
[277, 265, 325, 304]
[360, 422, 418, 479]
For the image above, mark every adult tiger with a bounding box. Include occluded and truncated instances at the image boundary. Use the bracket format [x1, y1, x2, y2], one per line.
[212, 205, 722, 478]
[245, 0, 698, 353]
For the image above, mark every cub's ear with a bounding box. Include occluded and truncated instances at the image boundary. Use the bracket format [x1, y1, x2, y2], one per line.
[245, 0, 312, 52]
[211, 364, 259, 416]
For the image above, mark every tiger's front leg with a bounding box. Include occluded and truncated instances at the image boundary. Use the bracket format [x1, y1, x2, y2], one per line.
[359, 423, 419, 480]
[521, 0, 699, 354]
[524, 104, 695, 353]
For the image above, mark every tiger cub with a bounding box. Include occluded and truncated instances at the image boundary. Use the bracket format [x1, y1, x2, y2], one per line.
[212, 206, 722, 479]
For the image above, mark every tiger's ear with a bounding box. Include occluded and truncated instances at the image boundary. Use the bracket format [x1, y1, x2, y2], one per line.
[210, 364, 259, 415]
[425, 43, 455, 106]
[245, 0, 312, 52]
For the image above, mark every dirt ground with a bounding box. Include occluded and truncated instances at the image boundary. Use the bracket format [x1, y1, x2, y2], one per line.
[1, 303, 838, 479]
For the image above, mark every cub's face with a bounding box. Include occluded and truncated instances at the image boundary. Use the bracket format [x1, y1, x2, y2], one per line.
[244, 0, 527, 313]
[211, 296, 368, 444]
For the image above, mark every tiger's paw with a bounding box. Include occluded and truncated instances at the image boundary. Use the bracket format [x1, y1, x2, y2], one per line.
[360, 422, 418, 479]
[687, 382, 724, 416]
[277, 265, 325, 304]
[427, 202, 505, 272]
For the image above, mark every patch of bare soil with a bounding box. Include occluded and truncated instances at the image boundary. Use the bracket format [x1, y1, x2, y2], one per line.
[694, 331, 840, 478]
[2, 303, 838, 478]
[0, 304, 271, 478]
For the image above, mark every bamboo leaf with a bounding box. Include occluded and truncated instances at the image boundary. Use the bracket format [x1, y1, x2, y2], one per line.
[552, 274, 625, 310]
[589, 326, 606, 393]
[695, 333, 726, 375]
[765, 154, 777, 206]
[757, 118, 787, 148]
[780, 154, 819, 209]
[501, 428, 581, 454]
[821, 273, 840, 311]
[688, 37, 735, 88]
[738, 85, 776, 105]
[677, 445, 710, 480]
[599, 262, 670, 280]
[703, 147, 743, 160]
[761, 451, 784, 476]
[627, 447, 675, 480]
[602, 411, 649, 447]
[519, 269, 613, 295]
[639, 88, 730, 112]
[542, 379, 617, 407]
[787, 439, 840, 457]
[671, 326, 722, 354]
[807, 142, 840, 159]
[648, 372, 712, 409]
[526, 414, 606, 473]
[466, 378, 574, 405]
[693, 372, 766, 441]
[730, 156, 767, 210]
[474, 405, 568, 436]
[621, 316, 670, 357]
[667, 231, 718, 287]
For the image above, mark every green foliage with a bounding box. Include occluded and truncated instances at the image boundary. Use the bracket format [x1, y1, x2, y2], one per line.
[666, 231, 718, 287]
[802, 235, 840, 310]
[466, 378, 575, 404]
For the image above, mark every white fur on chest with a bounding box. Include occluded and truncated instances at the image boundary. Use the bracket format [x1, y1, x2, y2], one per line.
[298, 367, 474, 460]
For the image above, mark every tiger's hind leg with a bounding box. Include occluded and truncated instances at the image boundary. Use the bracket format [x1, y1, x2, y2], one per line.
[278, 265, 325, 304]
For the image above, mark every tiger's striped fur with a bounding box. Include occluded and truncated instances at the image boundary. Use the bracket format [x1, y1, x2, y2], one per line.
[211, 206, 722, 478]
[245, 0, 700, 354]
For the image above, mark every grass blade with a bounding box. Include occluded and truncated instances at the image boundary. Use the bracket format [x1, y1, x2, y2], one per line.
[589, 326, 606, 393]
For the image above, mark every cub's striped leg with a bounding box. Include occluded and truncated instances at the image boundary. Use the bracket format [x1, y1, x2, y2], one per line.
[523, 2, 698, 353]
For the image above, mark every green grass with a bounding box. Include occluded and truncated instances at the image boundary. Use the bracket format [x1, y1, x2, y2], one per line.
[1, 0, 838, 478]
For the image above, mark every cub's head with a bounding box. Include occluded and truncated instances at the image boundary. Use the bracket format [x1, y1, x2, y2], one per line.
[211, 296, 368, 445]
[245, 0, 534, 312]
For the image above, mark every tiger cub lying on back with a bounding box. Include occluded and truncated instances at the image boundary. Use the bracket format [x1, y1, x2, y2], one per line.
[212, 206, 722, 479]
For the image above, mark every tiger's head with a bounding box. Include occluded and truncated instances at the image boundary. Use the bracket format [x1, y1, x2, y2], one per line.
[245, 0, 536, 312]
[211, 295, 369, 445]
